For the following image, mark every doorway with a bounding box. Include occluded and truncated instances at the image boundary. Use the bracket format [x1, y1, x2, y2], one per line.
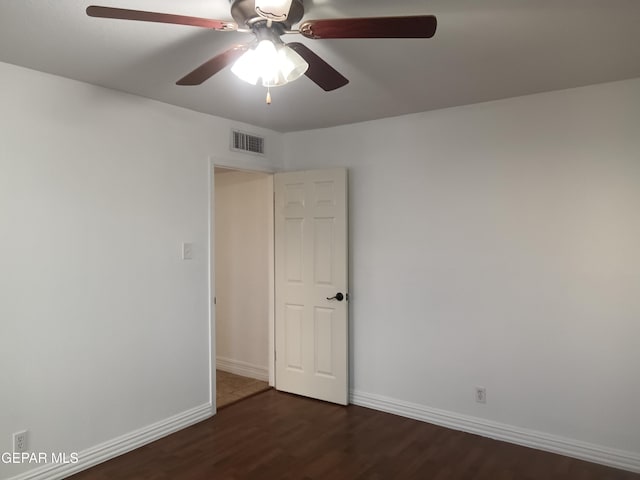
[213, 166, 274, 408]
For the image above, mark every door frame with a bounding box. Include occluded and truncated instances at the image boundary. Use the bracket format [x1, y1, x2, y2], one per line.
[208, 157, 276, 412]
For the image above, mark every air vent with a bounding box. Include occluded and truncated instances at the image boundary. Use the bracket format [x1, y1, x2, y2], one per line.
[231, 130, 265, 155]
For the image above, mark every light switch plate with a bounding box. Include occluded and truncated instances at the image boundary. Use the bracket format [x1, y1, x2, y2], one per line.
[182, 242, 193, 260]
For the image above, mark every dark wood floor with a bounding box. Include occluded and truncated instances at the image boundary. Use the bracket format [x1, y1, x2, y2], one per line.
[69, 390, 639, 480]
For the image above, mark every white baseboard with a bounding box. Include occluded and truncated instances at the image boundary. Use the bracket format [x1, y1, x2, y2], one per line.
[216, 357, 269, 382]
[7, 403, 213, 480]
[350, 390, 640, 474]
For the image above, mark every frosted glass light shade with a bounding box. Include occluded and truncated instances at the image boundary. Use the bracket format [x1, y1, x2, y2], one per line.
[231, 48, 261, 85]
[255, 0, 293, 21]
[231, 40, 282, 86]
[277, 45, 308, 83]
[231, 41, 308, 87]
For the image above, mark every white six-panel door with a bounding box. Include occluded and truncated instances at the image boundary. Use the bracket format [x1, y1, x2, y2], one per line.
[274, 168, 348, 405]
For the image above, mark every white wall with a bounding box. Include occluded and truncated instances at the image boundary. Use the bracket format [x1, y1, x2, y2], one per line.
[283, 79, 640, 462]
[215, 169, 271, 380]
[0, 61, 282, 479]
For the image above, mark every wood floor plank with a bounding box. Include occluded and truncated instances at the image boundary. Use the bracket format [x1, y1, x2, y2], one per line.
[68, 390, 640, 480]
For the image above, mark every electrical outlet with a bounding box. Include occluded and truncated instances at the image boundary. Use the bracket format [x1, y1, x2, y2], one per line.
[13, 430, 27, 453]
[475, 386, 487, 404]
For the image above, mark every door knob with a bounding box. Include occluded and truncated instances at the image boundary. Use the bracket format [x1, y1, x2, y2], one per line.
[326, 292, 344, 301]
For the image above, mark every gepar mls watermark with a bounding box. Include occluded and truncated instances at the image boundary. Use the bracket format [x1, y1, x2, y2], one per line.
[2, 452, 79, 464]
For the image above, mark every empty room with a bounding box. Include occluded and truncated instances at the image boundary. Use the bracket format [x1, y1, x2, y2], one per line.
[1, 1, 639, 479]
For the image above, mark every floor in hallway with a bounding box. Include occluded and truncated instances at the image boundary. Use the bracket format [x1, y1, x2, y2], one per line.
[216, 369, 270, 408]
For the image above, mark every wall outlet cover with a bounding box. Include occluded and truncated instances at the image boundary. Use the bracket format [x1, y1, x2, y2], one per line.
[13, 430, 28, 453]
[475, 386, 487, 404]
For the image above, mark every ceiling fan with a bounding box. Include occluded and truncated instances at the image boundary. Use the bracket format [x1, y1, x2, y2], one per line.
[86, 0, 437, 97]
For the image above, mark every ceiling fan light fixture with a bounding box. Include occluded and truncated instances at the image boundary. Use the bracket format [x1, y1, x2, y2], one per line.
[231, 40, 308, 87]
[86, 5, 438, 93]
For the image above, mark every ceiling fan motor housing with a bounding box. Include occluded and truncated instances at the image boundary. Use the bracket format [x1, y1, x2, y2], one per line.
[230, 0, 304, 29]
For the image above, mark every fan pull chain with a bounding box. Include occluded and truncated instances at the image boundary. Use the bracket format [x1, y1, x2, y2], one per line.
[266, 87, 272, 105]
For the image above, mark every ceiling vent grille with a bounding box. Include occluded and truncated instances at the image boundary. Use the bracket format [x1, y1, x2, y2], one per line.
[231, 130, 265, 155]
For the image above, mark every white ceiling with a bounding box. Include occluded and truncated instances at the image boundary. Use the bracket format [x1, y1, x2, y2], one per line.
[1, 0, 639, 132]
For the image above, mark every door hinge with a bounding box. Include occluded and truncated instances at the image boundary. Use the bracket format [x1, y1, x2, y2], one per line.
[214, 297, 216, 305]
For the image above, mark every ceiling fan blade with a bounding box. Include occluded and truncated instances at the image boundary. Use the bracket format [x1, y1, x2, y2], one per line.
[86, 6, 237, 31]
[299, 15, 436, 39]
[176, 45, 248, 86]
[287, 43, 348, 91]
